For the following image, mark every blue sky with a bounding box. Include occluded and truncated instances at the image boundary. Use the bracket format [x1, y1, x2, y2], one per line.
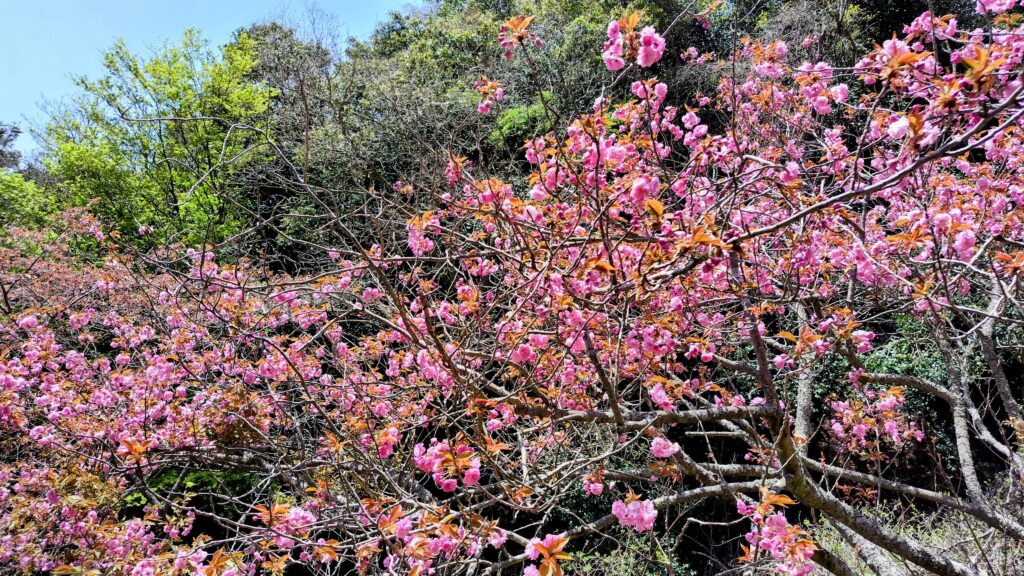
[1, 0, 418, 155]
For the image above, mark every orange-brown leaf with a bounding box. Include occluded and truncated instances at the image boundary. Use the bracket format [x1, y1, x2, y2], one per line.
[644, 198, 665, 218]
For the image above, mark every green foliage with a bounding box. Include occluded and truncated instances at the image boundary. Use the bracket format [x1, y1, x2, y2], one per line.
[118, 491, 148, 509]
[863, 315, 949, 384]
[352, 6, 500, 82]
[568, 528, 695, 576]
[814, 500, 1024, 574]
[488, 96, 548, 148]
[119, 468, 263, 510]
[43, 30, 275, 246]
[0, 171, 54, 227]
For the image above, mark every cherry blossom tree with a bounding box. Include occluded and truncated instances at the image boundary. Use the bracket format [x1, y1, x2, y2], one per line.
[5, 2, 1024, 576]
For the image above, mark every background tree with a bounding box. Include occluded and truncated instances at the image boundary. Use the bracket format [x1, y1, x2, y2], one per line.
[0, 122, 22, 169]
[41, 30, 276, 247]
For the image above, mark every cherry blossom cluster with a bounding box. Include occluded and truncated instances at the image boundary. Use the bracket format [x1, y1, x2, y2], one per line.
[473, 76, 504, 114]
[523, 534, 571, 576]
[830, 380, 925, 451]
[602, 12, 666, 70]
[611, 494, 658, 532]
[413, 438, 482, 491]
[498, 15, 542, 58]
[737, 495, 816, 576]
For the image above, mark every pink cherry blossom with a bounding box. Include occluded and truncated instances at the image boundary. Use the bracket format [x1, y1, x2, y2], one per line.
[650, 436, 680, 458]
[636, 26, 665, 67]
[611, 498, 657, 532]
